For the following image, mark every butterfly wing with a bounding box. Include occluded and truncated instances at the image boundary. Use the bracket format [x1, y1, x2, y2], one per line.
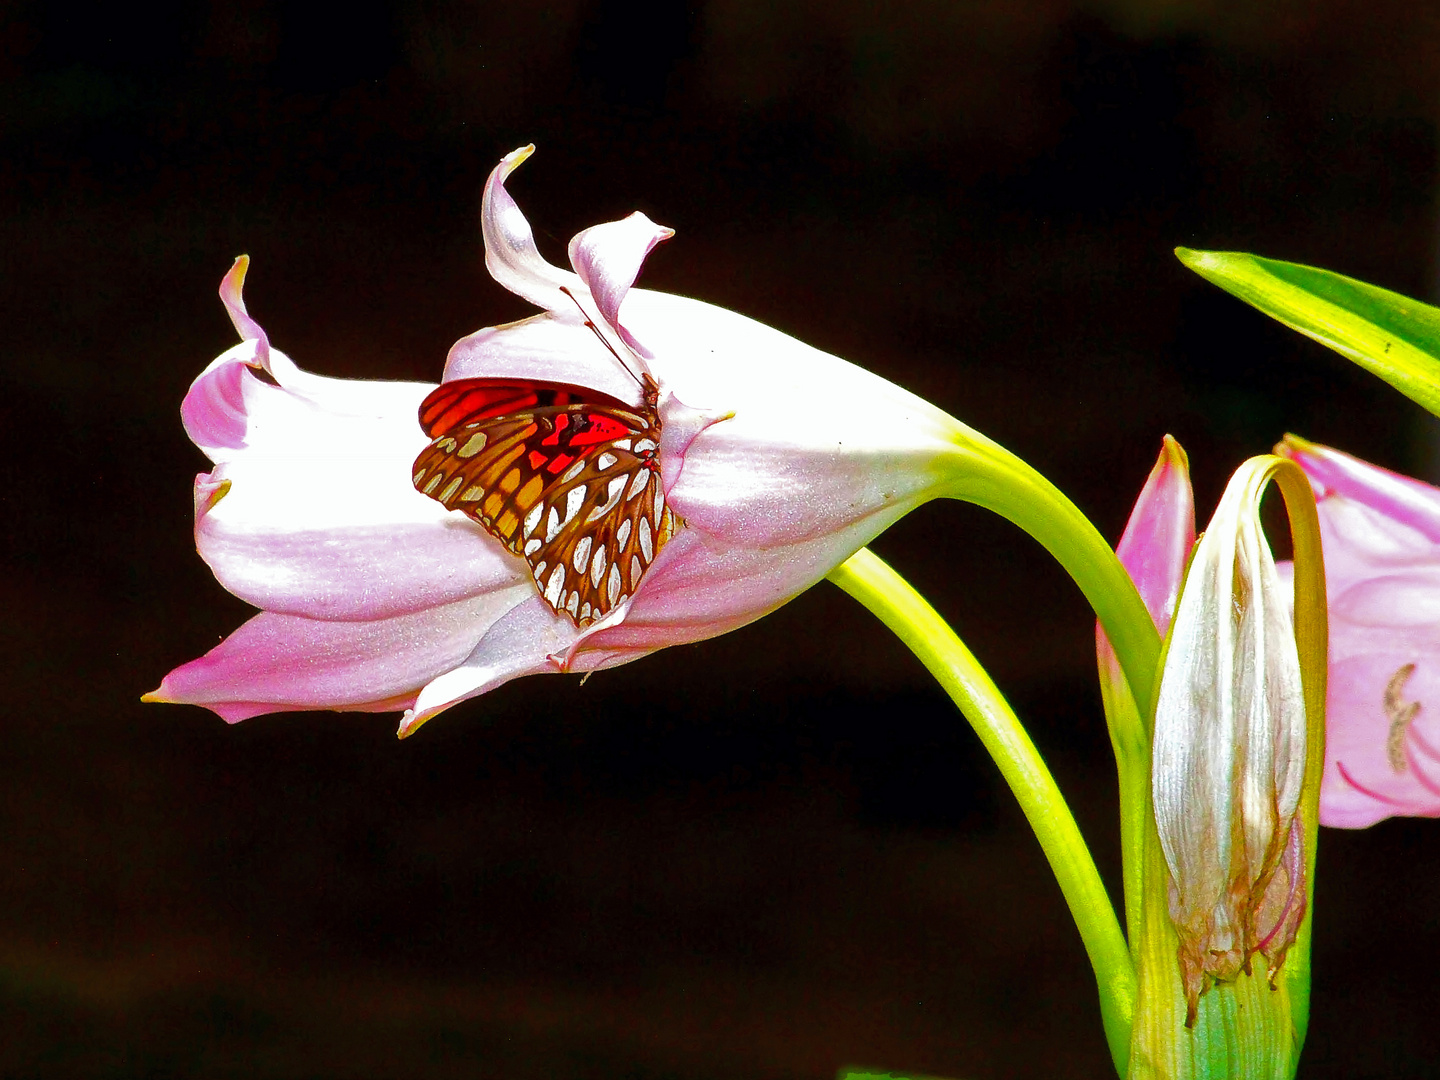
[412, 378, 678, 627]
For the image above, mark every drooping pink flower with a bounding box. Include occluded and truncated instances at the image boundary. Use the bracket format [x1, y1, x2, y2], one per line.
[147, 146, 977, 736]
[1277, 435, 1440, 828]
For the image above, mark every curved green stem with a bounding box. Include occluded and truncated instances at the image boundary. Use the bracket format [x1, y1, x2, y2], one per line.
[942, 431, 1162, 731]
[942, 427, 1163, 963]
[829, 547, 1135, 1075]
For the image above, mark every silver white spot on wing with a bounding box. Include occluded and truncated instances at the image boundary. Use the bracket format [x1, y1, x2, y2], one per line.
[596, 452, 618, 470]
[560, 459, 585, 484]
[457, 432, 488, 458]
[638, 517, 653, 562]
[626, 469, 649, 501]
[523, 502, 544, 539]
[586, 476, 628, 524]
[572, 536, 592, 574]
[545, 564, 566, 608]
[564, 485, 586, 525]
[591, 544, 608, 589]
[545, 506, 562, 542]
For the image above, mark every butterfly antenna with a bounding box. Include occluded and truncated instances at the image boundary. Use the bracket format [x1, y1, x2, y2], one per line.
[559, 286, 646, 391]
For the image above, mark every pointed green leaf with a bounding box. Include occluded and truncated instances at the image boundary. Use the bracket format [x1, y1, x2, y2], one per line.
[1176, 248, 1440, 417]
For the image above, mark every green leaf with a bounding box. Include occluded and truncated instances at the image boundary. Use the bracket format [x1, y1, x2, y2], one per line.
[1175, 248, 1440, 417]
[839, 1071, 963, 1080]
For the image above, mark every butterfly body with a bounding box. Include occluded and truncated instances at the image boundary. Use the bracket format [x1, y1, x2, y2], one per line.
[412, 376, 678, 627]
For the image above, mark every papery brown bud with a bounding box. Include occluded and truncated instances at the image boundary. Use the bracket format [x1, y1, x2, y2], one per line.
[1152, 463, 1308, 1024]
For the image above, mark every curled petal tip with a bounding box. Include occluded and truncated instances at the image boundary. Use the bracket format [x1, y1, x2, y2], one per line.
[658, 395, 734, 491]
[500, 144, 536, 175]
[194, 475, 231, 518]
[1159, 433, 1189, 471]
[219, 255, 269, 349]
[1275, 432, 1316, 457]
[221, 254, 250, 297]
[140, 688, 168, 704]
[397, 696, 458, 739]
[482, 143, 576, 311]
[568, 211, 676, 336]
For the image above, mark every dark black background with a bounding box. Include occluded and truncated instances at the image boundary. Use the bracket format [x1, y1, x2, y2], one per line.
[3, 2, 1439, 1077]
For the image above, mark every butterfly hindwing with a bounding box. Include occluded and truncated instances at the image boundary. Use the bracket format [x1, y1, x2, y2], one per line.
[412, 377, 678, 627]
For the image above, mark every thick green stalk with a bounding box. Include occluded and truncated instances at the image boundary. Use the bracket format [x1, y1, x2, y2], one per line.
[941, 425, 1163, 965]
[1097, 666, 1151, 958]
[941, 429, 1163, 729]
[830, 547, 1134, 1075]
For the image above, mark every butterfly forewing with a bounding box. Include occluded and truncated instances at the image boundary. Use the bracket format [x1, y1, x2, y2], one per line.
[412, 378, 678, 627]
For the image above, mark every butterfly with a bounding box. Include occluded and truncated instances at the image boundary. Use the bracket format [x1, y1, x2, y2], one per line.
[411, 370, 679, 628]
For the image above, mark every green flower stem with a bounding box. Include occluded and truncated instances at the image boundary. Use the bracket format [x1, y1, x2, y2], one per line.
[1097, 664, 1150, 956]
[943, 431, 1163, 732]
[829, 547, 1134, 1075]
[943, 428, 1164, 959]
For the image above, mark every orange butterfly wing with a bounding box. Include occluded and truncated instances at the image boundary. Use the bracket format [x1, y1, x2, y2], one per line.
[412, 378, 678, 626]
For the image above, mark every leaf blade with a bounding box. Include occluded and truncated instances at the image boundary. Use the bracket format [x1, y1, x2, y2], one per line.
[1176, 248, 1440, 416]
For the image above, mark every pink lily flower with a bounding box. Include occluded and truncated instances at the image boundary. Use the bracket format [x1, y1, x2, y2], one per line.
[147, 146, 972, 736]
[1277, 436, 1440, 828]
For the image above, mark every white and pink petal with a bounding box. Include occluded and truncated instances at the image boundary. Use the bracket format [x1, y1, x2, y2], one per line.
[400, 596, 582, 736]
[146, 586, 533, 724]
[1322, 647, 1440, 828]
[568, 211, 674, 354]
[481, 145, 582, 313]
[1286, 437, 1440, 544]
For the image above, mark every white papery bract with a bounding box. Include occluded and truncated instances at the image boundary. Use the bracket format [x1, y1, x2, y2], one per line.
[1152, 459, 1308, 1022]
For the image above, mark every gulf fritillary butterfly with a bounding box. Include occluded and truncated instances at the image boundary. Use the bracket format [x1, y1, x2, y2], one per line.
[411, 370, 678, 628]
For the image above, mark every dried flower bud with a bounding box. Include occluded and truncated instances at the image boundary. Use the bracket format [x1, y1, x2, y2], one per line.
[1151, 460, 1309, 1024]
